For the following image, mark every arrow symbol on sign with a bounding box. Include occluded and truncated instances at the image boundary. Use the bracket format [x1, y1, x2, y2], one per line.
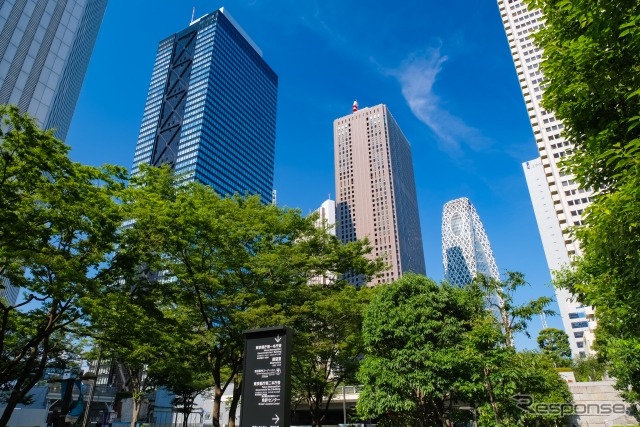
[274, 335, 281, 343]
[272, 414, 280, 424]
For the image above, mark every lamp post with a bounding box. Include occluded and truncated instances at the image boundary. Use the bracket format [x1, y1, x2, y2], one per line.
[342, 385, 347, 426]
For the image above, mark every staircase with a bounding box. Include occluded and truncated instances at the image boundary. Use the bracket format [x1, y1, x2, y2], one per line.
[567, 380, 639, 427]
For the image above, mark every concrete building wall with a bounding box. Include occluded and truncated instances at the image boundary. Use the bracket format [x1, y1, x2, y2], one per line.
[523, 158, 595, 356]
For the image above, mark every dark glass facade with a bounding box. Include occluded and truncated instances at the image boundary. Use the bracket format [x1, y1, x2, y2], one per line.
[0, 0, 108, 140]
[133, 9, 278, 203]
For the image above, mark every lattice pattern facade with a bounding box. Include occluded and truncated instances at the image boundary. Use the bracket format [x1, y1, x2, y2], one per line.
[442, 198, 499, 286]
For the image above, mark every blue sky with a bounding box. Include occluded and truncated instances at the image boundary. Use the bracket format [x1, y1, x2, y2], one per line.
[65, 0, 562, 348]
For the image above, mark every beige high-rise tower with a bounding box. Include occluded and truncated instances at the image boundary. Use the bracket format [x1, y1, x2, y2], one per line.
[334, 102, 425, 286]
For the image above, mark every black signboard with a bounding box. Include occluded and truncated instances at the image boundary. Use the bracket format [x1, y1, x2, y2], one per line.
[241, 326, 292, 427]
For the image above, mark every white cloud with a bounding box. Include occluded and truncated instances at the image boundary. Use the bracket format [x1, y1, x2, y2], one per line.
[393, 48, 489, 155]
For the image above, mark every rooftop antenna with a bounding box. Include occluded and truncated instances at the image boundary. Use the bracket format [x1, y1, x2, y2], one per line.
[352, 100, 358, 113]
[191, 7, 195, 24]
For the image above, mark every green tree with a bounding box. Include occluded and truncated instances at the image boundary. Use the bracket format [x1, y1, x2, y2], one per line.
[85, 284, 177, 427]
[537, 328, 572, 368]
[0, 106, 126, 425]
[460, 312, 571, 426]
[572, 355, 607, 383]
[149, 343, 214, 427]
[510, 351, 573, 427]
[357, 272, 570, 427]
[474, 272, 554, 348]
[120, 165, 381, 427]
[291, 283, 377, 427]
[527, 0, 640, 402]
[459, 312, 517, 425]
[357, 274, 485, 427]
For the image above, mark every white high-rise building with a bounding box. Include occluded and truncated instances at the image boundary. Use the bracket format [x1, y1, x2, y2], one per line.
[442, 198, 499, 286]
[0, 0, 108, 140]
[498, 0, 596, 356]
[308, 199, 337, 286]
[313, 199, 336, 235]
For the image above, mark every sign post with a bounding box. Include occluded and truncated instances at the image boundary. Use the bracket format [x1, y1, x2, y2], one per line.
[241, 326, 292, 427]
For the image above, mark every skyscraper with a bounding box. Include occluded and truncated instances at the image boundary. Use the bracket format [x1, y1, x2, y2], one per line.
[0, 0, 107, 305]
[309, 199, 336, 286]
[132, 8, 278, 204]
[442, 198, 499, 286]
[498, 0, 595, 356]
[0, 0, 108, 140]
[313, 199, 336, 235]
[334, 103, 425, 286]
[0, 276, 19, 305]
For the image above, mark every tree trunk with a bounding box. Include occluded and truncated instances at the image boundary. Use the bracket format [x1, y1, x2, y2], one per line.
[483, 367, 501, 424]
[227, 377, 242, 427]
[182, 397, 195, 427]
[130, 397, 142, 427]
[311, 393, 324, 427]
[211, 386, 222, 427]
[311, 401, 325, 427]
[0, 341, 48, 427]
[312, 411, 323, 427]
[0, 387, 24, 427]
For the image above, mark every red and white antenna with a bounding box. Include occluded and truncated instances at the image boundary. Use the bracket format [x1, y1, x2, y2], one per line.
[352, 100, 358, 113]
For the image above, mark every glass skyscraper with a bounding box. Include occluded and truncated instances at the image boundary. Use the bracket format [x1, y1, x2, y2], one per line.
[132, 8, 278, 204]
[0, 0, 108, 140]
[0, 275, 19, 305]
[0, 0, 107, 305]
[442, 198, 499, 286]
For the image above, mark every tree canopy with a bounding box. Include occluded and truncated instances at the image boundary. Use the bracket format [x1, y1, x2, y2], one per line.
[357, 274, 485, 426]
[537, 328, 572, 368]
[291, 283, 377, 427]
[357, 274, 570, 427]
[528, 0, 640, 401]
[0, 105, 127, 425]
[109, 165, 382, 427]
